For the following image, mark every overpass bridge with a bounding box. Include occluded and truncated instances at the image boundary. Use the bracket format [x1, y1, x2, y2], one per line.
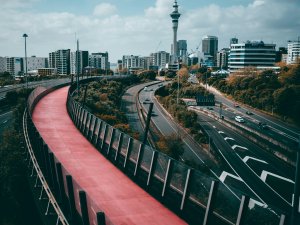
[22, 77, 293, 225]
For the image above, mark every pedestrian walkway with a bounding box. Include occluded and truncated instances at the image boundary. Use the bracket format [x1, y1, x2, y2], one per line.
[32, 86, 186, 225]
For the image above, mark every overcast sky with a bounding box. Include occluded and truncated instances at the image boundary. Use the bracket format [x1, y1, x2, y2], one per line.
[0, 0, 299, 63]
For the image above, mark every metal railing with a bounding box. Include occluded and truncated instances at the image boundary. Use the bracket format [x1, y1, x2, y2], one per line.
[23, 78, 109, 225]
[66, 80, 289, 225]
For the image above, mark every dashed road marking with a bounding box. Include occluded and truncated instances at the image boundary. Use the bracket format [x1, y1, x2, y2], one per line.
[219, 171, 242, 183]
[218, 131, 225, 134]
[224, 137, 235, 141]
[243, 156, 268, 164]
[232, 145, 248, 151]
[260, 170, 294, 184]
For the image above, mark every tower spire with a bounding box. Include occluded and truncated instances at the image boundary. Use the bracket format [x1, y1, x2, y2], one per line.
[170, 0, 181, 66]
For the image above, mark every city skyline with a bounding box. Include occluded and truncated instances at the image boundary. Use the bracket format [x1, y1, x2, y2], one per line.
[0, 0, 299, 62]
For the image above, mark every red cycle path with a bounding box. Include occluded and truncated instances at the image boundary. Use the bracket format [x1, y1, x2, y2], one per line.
[32, 86, 186, 225]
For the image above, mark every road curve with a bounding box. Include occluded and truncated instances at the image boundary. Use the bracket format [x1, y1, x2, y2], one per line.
[32, 86, 186, 225]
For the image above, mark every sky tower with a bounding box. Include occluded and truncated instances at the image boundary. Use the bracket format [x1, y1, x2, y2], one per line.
[170, 0, 181, 65]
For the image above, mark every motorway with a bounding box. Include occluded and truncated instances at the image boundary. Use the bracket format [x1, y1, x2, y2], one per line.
[203, 84, 300, 150]
[126, 80, 293, 215]
[191, 108, 294, 211]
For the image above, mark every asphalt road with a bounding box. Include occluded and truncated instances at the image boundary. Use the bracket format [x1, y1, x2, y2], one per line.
[0, 109, 14, 134]
[138, 82, 220, 171]
[193, 108, 294, 212]
[203, 84, 299, 150]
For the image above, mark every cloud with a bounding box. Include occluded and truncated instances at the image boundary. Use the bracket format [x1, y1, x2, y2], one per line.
[0, 0, 299, 62]
[93, 3, 117, 17]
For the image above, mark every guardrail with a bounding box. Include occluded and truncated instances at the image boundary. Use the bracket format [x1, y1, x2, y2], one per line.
[66, 80, 288, 225]
[23, 77, 109, 225]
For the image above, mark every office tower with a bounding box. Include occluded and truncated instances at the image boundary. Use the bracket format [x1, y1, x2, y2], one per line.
[49, 49, 71, 75]
[287, 41, 300, 64]
[152, 51, 170, 69]
[202, 35, 218, 65]
[229, 40, 276, 71]
[89, 52, 109, 70]
[70, 51, 89, 75]
[217, 48, 230, 69]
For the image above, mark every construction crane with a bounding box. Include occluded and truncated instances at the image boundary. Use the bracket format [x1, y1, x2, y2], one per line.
[155, 41, 162, 52]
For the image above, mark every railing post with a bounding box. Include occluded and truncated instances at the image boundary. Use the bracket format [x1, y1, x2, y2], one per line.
[123, 137, 133, 169]
[202, 180, 219, 225]
[97, 212, 106, 225]
[235, 195, 250, 225]
[48, 152, 60, 199]
[56, 163, 66, 209]
[134, 143, 145, 176]
[115, 133, 124, 162]
[79, 190, 90, 225]
[100, 124, 109, 151]
[180, 168, 193, 210]
[147, 151, 158, 186]
[90, 116, 97, 141]
[66, 175, 76, 222]
[279, 214, 286, 225]
[107, 128, 116, 156]
[95, 120, 103, 147]
[162, 159, 173, 197]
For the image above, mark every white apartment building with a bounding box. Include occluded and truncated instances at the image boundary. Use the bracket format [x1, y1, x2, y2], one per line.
[217, 48, 230, 69]
[152, 51, 170, 69]
[70, 51, 89, 75]
[6, 57, 22, 76]
[122, 55, 141, 69]
[287, 41, 300, 64]
[25, 56, 48, 71]
[49, 49, 70, 75]
[228, 41, 276, 72]
[89, 52, 109, 70]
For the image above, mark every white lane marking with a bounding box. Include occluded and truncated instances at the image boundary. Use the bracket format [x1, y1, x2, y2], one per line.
[243, 156, 268, 164]
[217, 148, 266, 204]
[232, 145, 248, 151]
[218, 131, 225, 134]
[249, 198, 266, 209]
[0, 110, 13, 118]
[219, 171, 242, 183]
[224, 137, 235, 141]
[260, 170, 294, 184]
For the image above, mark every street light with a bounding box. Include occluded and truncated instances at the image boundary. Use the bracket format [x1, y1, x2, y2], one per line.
[22, 33, 28, 89]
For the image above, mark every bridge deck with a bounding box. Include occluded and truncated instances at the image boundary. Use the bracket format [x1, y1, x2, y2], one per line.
[32, 86, 186, 225]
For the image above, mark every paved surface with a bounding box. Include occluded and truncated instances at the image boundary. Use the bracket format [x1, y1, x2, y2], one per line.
[32, 86, 186, 225]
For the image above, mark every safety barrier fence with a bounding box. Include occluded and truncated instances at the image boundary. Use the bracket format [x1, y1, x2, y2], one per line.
[66, 81, 288, 225]
[23, 78, 109, 225]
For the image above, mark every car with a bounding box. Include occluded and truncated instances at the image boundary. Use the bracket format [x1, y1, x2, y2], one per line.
[207, 107, 214, 110]
[235, 116, 245, 123]
[143, 87, 148, 91]
[234, 104, 240, 108]
[158, 83, 164, 87]
[246, 111, 253, 115]
[258, 122, 269, 129]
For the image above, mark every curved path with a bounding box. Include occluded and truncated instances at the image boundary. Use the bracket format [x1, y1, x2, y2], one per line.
[32, 86, 186, 225]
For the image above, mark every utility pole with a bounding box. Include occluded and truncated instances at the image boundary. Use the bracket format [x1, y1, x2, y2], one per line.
[22, 34, 28, 89]
[76, 40, 79, 96]
[142, 103, 154, 145]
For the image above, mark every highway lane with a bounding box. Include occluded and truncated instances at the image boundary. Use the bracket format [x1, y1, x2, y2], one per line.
[204, 84, 300, 145]
[0, 110, 14, 134]
[138, 82, 220, 171]
[193, 108, 293, 213]
[121, 81, 160, 140]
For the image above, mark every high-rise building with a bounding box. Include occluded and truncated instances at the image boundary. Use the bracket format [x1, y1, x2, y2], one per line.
[0, 57, 7, 73]
[228, 40, 276, 71]
[202, 35, 218, 65]
[122, 55, 141, 69]
[217, 48, 230, 69]
[287, 41, 300, 64]
[139, 56, 152, 70]
[230, 37, 238, 45]
[6, 57, 22, 76]
[177, 40, 187, 64]
[89, 52, 109, 70]
[24, 56, 48, 72]
[169, 0, 181, 70]
[152, 51, 170, 69]
[70, 51, 89, 75]
[49, 49, 71, 75]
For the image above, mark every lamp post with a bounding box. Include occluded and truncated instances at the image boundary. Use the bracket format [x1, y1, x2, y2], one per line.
[22, 33, 28, 89]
